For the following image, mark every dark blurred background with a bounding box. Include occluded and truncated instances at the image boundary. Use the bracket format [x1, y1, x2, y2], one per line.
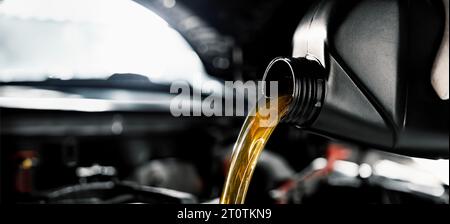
[0, 0, 447, 204]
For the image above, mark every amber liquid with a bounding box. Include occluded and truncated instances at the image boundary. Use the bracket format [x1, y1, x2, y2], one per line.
[220, 95, 292, 204]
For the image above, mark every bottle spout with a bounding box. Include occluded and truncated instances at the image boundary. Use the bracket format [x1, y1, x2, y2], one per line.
[262, 57, 326, 126]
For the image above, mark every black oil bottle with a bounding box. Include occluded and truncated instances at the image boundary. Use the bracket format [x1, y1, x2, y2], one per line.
[263, 0, 449, 158]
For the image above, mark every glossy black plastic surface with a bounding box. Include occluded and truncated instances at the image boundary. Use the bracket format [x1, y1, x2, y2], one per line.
[292, 0, 448, 158]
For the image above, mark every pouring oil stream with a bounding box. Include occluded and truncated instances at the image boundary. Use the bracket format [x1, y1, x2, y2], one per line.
[220, 95, 292, 204]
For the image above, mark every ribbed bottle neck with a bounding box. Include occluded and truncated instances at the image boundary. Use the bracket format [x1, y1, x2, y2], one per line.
[262, 57, 326, 126]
